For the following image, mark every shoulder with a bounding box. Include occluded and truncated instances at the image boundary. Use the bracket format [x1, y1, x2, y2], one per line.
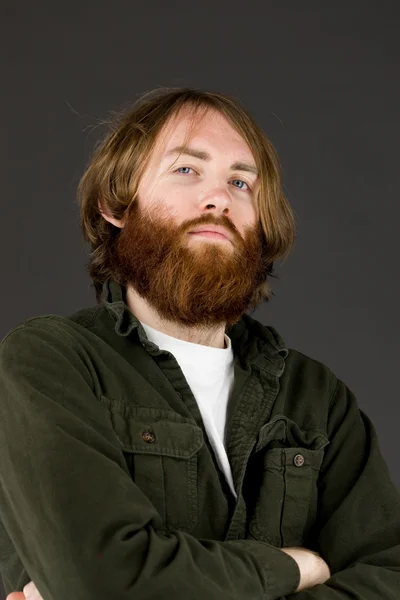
[0, 308, 100, 359]
[256, 320, 337, 391]
[0, 313, 100, 397]
[285, 346, 337, 393]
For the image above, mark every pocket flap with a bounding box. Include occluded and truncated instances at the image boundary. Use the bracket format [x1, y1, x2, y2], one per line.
[255, 414, 329, 453]
[101, 398, 204, 459]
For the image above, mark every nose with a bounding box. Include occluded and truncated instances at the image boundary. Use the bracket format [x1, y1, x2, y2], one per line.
[199, 186, 232, 214]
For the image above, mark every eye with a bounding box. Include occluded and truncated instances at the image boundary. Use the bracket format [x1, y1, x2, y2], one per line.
[231, 179, 251, 192]
[175, 166, 195, 175]
[174, 168, 252, 192]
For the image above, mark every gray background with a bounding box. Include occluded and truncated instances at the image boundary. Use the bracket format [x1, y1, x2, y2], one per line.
[1, 1, 399, 597]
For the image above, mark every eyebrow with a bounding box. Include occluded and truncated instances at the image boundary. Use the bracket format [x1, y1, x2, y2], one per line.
[163, 145, 259, 176]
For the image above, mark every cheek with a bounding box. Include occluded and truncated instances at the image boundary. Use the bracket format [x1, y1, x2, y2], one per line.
[154, 182, 197, 217]
[237, 201, 258, 232]
[147, 191, 193, 224]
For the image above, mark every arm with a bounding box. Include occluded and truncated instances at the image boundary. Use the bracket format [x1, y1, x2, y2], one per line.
[6, 552, 330, 600]
[285, 376, 400, 598]
[0, 320, 300, 600]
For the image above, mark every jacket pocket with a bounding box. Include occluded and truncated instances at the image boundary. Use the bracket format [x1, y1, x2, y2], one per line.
[102, 399, 204, 533]
[245, 415, 329, 547]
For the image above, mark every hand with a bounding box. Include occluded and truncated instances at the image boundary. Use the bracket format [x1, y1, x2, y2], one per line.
[281, 546, 331, 592]
[6, 581, 42, 600]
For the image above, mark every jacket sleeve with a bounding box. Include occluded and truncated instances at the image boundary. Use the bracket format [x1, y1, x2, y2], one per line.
[0, 320, 300, 600]
[285, 375, 400, 598]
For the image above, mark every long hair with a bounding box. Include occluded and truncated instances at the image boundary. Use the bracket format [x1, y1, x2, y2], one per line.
[77, 87, 296, 303]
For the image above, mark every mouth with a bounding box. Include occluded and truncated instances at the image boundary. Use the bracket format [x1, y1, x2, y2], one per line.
[188, 231, 229, 240]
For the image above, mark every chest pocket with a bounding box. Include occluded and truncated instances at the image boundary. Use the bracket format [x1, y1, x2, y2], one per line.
[245, 415, 329, 547]
[104, 401, 204, 533]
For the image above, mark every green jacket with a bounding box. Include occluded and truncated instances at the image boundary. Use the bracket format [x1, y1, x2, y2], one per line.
[0, 278, 399, 599]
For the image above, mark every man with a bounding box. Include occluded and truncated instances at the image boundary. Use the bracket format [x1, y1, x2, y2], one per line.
[1, 87, 399, 600]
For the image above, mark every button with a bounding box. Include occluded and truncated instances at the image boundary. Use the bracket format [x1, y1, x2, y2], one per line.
[293, 453, 305, 467]
[142, 431, 156, 443]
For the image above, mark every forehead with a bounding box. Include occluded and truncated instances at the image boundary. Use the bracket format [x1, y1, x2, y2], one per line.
[155, 106, 255, 160]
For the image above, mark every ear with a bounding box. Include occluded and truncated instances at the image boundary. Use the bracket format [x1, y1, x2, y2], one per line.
[98, 200, 125, 229]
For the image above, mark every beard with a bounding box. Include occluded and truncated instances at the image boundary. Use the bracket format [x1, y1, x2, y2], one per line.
[110, 200, 271, 330]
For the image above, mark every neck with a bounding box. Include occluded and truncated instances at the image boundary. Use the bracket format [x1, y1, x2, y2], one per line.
[125, 286, 227, 349]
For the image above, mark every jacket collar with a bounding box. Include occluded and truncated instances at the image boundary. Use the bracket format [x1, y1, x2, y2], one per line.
[102, 278, 288, 376]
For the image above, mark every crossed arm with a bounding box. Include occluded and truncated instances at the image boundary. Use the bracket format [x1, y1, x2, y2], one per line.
[7, 546, 331, 599]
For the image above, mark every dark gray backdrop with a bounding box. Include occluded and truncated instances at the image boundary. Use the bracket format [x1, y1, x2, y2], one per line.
[1, 2, 399, 597]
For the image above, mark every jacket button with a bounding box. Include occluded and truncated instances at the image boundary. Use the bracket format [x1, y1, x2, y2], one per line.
[293, 453, 305, 467]
[142, 431, 156, 443]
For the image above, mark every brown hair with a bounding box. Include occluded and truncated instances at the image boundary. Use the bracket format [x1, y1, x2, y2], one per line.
[77, 87, 296, 303]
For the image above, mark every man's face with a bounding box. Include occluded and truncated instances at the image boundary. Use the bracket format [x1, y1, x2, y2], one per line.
[112, 107, 270, 329]
[137, 106, 260, 238]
